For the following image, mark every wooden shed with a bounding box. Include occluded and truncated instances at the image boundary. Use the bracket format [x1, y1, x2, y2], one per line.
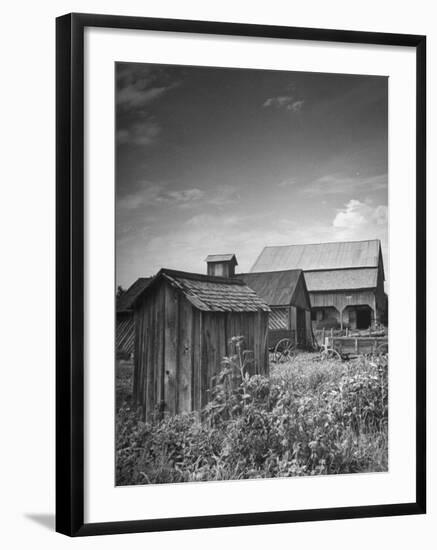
[237, 270, 312, 348]
[132, 268, 270, 419]
[116, 277, 151, 358]
[251, 239, 387, 330]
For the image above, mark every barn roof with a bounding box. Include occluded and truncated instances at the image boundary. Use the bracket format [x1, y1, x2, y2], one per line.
[205, 253, 238, 264]
[305, 268, 378, 292]
[236, 270, 304, 307]
[135, 268, 270, 313]
[251, 239, 382, 273]
[117, 277, 152, 313]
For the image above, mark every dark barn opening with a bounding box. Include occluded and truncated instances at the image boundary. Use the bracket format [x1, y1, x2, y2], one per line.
[356, 307, 372, 329]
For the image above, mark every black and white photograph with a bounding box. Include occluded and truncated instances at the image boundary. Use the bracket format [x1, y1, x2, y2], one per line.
[115, 62, 389, 486]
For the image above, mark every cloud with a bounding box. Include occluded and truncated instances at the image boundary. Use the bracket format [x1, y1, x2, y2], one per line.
[331, 200, 388, 285]
[333, 199, 388, 229]
[116, 64, 178, 110]
[263, 96, 293, 108]
[116, 64, 180, 146]
[206, 185, 241, 206]
[117, 202, 389, 289]
[278, 178, 297, 188]
[302, 173, 387, 196]
[117, 184, 163, 211]
[117, 182, 241, 219]
[117, 85, 170, 109]
[117, 120, 161, 146]
[263, 96, 304, 112]
[166, 189, 204, 201]
[289, 100, 304, 112]
[117, 184, 206, 212]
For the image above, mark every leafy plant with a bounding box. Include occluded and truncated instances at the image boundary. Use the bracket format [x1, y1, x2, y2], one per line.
[115, 343, 388, 485]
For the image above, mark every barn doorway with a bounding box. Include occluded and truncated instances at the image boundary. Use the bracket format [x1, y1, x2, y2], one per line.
[356, 307, 372, 329]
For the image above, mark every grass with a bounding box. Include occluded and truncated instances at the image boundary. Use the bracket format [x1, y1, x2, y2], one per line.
[115, 349, 388, 485]
[116, 360, 134, 410]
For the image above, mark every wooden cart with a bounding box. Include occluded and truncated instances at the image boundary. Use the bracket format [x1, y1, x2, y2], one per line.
[268, 328, 304, 363]
[320, 334, 388, 360]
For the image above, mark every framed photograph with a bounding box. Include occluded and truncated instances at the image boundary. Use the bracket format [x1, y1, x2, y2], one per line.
[56, 13, 426, 536]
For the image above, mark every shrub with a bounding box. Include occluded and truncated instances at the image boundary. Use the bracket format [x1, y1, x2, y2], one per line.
[115, 344, 388, 485]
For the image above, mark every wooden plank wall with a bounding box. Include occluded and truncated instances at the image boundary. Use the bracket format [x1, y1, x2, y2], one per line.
[164, 283, 177, 416]
[116, 314, 134, 356]
[375, 263, 386, 321]
[133, 281, 270, 419]
[310, 289, 376, 311]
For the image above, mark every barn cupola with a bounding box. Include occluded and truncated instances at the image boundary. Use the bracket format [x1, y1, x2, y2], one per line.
[205, 254, 238, 278]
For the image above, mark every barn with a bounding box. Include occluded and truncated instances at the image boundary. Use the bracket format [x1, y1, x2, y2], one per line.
[116, 277, 152, 358]
[132, 267, 270, 419]
[236, 270, 312, 348]
[251, 239, 386, 330]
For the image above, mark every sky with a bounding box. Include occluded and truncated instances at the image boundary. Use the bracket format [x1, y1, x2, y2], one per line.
[116, 63, 388, 289]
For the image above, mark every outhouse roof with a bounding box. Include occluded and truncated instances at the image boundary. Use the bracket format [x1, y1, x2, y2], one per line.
[135, 268, 270, 313]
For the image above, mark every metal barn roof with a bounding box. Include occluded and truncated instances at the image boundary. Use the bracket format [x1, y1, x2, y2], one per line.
[135, 268, 270, 313]
[236, 270, 304, 307]
[117, 277, 152, 313]
[251, 239, 381, 273]
[305, 268, 378, 292]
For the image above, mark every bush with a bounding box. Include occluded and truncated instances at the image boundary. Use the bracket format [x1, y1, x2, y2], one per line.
[116, 344, 388, 485]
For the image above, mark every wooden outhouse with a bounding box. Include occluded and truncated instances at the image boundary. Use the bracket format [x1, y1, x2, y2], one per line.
[237, 270, 312, 347]
[132, 268, 270, 419]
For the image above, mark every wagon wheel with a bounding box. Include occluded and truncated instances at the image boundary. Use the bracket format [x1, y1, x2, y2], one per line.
[320, 348, 342, 361]
[375, 342, 388, 355]
[274, 338, 296, 363]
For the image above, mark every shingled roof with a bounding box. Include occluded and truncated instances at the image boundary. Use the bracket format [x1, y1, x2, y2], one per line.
[134, 268, 270, 313]
[251, 239, 383, 273]
[236, 270, 304, 307]
[117, 277, 152, 313]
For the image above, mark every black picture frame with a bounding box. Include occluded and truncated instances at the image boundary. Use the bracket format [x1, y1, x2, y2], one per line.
[56, 12, 426, 537]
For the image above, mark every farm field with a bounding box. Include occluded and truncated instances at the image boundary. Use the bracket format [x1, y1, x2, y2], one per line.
[116, 350, 388, 486]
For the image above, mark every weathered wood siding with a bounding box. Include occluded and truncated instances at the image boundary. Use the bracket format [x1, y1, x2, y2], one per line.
[134, 280, 269, 419]
[116, 312, 134, 357]
[309, 289, 376, 311]
[269, 307, 288, 330]
[374, 263, 386, 321]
